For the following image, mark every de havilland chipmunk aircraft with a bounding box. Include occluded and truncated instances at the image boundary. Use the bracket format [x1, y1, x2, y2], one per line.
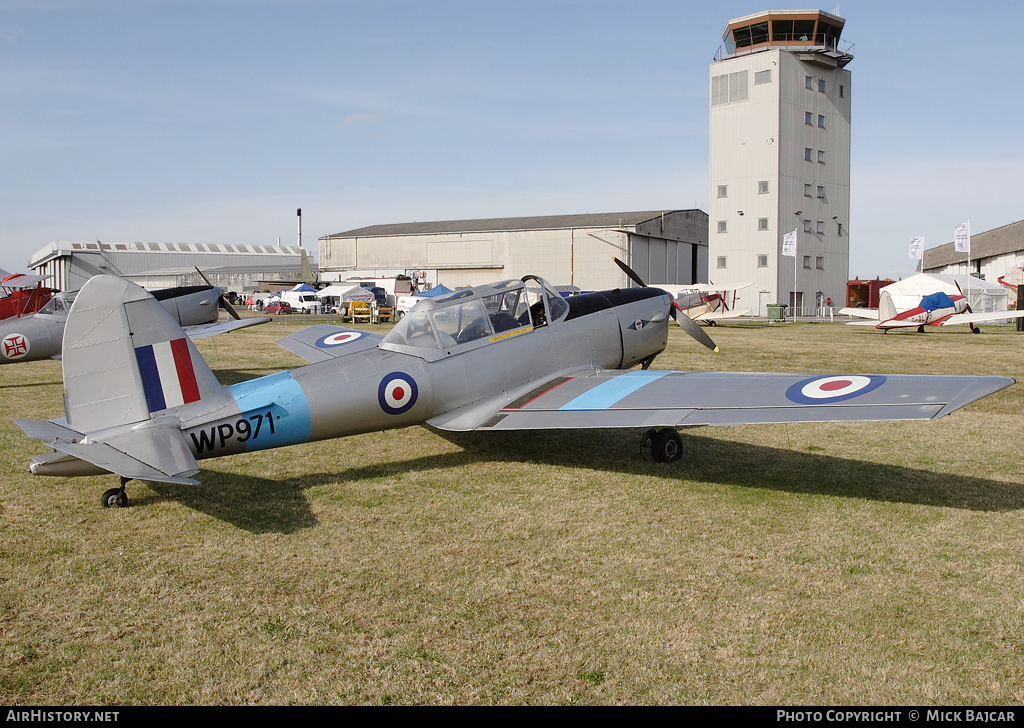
[12, 266, 1014, 508]
[0, 280, 269, 365]
[841, 290, 1024, 333]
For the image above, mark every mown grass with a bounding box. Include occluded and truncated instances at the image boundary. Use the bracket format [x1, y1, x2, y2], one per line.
[1, 317, 1022, 705]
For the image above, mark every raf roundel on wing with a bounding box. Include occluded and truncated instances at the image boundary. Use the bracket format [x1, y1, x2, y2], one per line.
[785, 375, 887, 404]
[315, 331, 364, 348]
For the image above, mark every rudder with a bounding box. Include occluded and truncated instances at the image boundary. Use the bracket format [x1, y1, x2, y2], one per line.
[62, 276, 223, 432]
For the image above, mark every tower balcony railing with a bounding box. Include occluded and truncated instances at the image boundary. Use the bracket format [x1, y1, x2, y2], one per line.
[714, 35, 856, 63]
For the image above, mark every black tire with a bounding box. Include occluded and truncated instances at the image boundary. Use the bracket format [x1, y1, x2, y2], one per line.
[101, 488, 128, 508]
[652, 428, 683, 463]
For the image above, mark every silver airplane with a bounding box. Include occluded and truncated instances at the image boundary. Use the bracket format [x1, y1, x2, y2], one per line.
[13, 270, 1015, 508]
[0, 284, 269, 365]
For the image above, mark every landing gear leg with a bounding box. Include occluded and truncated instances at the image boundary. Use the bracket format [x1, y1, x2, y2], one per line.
[640, 428, 683, 463]
[101, 477, 131, 509]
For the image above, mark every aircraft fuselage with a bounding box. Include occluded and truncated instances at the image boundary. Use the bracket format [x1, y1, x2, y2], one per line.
[176, 287, 671, 462]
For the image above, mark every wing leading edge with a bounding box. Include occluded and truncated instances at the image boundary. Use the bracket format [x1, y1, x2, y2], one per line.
[429, 369, 1014, 432]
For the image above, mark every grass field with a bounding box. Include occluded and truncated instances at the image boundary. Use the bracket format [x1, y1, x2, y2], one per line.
[1, 317, 1022, 705]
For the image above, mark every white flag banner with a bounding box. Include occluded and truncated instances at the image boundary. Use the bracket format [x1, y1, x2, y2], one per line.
[782, 230, 797, 257]
[908, 237, 924, 259]
[954, 221, 970, 253]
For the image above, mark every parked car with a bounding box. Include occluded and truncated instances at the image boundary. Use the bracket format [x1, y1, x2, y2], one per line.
[264, 301, 293, 315]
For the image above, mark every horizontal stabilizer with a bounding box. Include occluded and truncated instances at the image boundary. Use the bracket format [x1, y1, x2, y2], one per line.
[26, 420, 200, 485]
[277, 324, 384, 363]
[14, 418, 81, 443]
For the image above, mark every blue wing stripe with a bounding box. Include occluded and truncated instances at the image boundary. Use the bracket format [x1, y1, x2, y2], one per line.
[558, 370, 672, 411]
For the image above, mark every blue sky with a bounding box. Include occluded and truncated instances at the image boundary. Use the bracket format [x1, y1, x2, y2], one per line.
[3, 0, 1022, 280]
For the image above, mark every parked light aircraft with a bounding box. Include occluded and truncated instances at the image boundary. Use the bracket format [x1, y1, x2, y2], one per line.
[841, 290, 1024, 333]
[655, 282, 752, 325]
[13, 269, 1014, 508]
[0, 284, 269, 365]
[0, 269, 54, 321]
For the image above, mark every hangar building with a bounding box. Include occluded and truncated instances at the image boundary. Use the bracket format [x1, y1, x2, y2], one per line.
[922, 220, 1024, 287]
[28, 240, 314, 293]
[318, 210, 709, 291]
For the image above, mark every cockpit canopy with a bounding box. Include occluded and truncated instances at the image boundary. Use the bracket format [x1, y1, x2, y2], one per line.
[381, 276, 568, 357]
[35, 290, 78, 315]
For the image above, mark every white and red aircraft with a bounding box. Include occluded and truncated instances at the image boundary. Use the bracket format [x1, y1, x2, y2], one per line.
[843, 290, 1024, 333]
[655, 282, 752, 325]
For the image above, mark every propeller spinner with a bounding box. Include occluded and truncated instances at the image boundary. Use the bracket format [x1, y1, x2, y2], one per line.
[194, 267, 241, 320]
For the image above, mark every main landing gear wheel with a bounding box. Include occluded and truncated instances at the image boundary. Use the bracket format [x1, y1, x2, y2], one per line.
[640, 428, 683, 463]
[101, 477, 131, 508]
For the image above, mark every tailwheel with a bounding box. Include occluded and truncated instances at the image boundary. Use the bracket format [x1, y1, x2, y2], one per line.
[101, 477, 131, 509]
[640, 428, 683, 463]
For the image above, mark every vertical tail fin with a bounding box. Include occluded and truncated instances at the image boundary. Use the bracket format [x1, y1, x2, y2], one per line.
[62, 276, 223, 432]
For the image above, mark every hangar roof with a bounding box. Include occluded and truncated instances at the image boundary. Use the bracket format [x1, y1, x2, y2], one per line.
[923, 219, 1024, 269]
[327, 211, 697, 238]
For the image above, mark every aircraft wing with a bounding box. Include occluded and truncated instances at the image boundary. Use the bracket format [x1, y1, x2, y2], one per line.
[839, 307, 879, 320]
[940, 310, 1024, 326]
[276, 324, 385, 363]
[428, 369, 1014, 432]
[182, 316, 271, 340]
[692, 308, 752, 321]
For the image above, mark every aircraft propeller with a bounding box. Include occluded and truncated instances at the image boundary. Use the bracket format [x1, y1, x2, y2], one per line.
[194, 267, 241, 320]
[613, 257, 719, 352]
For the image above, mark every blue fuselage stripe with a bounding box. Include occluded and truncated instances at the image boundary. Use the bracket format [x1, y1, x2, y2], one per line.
[227, 371, 312, 450]
[559, 370, 672, 411]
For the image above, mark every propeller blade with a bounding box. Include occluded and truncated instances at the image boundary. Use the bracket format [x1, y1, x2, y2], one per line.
[613, 257, 648, 288]
[674, 306, 720, 352]
[613, 257, 719, 352]
[195, 267, 241, 320]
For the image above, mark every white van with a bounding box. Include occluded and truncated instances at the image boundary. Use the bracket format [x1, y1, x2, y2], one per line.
[280, 290, 321, 314]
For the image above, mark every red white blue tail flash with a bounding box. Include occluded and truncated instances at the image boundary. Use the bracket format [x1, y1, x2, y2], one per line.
[135, 338, 201, 412]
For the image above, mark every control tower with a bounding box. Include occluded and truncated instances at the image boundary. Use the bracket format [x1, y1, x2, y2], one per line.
[709, 10, 854, 316]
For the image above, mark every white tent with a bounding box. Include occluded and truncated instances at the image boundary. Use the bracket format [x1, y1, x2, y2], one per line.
[880, 274, 1008, 319]
[315, 284, 374, 302]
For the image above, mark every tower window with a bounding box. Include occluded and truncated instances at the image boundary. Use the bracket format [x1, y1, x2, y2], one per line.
[818, 150, 826, 164]
[816, 256, 825, 270]
[803, 255, 811, 269]
[818, 79, 826, 93]
[805, 148, 813, 162]
[717, 221, 727, 233]
[758, 180, 769, 194]
[758, 218, 769, 231]
[805, 75, 813, 89]
[817, 185, 825, 199]
[717, 185, 728, 198]
[805, 111, 813, 125]
[758, 254, 769, 267]
[717, 257, 727, 269]
[818, 115, 826, 128]
[804, 183, 812, 197]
